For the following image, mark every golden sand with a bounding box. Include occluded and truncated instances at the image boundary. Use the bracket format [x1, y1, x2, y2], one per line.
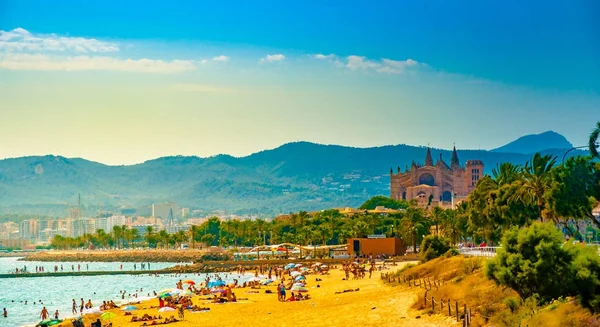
[72, 262, 457, 327]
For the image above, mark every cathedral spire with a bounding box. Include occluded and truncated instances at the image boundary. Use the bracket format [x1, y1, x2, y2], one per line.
[451, 145, 460, 168]
[425, 147, 433, 166]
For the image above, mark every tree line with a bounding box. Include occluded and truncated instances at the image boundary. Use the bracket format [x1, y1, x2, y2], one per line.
[52, 122, 600, 252]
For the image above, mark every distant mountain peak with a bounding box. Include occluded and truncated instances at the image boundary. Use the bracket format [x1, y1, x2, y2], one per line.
[491, 131, 573, 154]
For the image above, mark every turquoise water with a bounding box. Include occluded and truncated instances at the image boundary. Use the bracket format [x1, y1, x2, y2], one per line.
[0, 257, 250, 327]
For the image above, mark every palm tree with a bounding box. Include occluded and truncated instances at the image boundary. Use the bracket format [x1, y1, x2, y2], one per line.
[591, 121, 600, 159]
[400, 205, 430, 253]
[429, 206, 444, 236]
[518, 153, 557, 222]
[112, 225, 122, 249]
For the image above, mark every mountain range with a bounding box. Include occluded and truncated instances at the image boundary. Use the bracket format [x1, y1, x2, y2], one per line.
[0, 131, 585, 217]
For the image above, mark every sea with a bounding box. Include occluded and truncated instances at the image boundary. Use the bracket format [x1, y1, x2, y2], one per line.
[0, 257, 251, 327]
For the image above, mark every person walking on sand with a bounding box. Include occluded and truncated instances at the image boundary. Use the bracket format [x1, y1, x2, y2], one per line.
[54, 310, 59, 319]
[40, 307, 49, 320]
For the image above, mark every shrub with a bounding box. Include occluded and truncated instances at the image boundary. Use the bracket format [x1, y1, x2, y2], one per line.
[420, 235, 453, 262]
[569, 243, 600, 312]
[486, 222, 577, 304]
[444, 248, 460, 258]
[463, 257, 483, 274]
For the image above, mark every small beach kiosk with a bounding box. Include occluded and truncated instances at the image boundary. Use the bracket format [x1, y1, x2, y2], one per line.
[347, 235, 406, 257]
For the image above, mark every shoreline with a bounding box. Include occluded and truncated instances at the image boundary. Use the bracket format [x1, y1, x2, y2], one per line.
[42, 261, 455, 327]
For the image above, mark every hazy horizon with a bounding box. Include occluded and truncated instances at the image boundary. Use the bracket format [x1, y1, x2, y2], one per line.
[1, 1, 598, 165]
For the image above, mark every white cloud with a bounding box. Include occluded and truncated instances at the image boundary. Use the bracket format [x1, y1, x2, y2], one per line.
[344, 55, 421, 74]
[212, 55, 229, 62]
[0, 53, 196, 73]
[0, 28, 119, 53]
[171, 83, 236, 93]
[260, 54, 285, 62]
[314, 53, 336, 60]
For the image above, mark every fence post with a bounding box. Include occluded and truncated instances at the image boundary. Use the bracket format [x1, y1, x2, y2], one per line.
[463, 304, 467, 321]
[424, 293, 427, 307]
[468, 308, 471, 326]
[432, 297, 435, 311]
[448, 301, 451, 316]
[456, 302, 459, 321]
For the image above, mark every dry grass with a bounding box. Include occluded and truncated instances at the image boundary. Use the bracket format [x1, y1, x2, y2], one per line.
[394, 256, 597, 327]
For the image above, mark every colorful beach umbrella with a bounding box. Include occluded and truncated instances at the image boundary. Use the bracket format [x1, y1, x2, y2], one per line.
[207, 280, 226, 288]
[159, 307, 176, 312]
[183, 279, 195, 285]
[295, 263, 303, 268]
[38, 319, 63, 326]
[290, 271, 301, 277]
[284, 263, 296, 269]
[290, 285, 309, 292]
[294, 275, 306, 281]
[100, 312, 116, 320]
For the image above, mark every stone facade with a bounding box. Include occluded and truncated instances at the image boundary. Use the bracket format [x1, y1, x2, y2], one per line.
[390, 147, 483, 207]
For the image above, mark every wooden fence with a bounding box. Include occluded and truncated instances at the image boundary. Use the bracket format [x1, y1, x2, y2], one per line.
[381, 273, 472, 327]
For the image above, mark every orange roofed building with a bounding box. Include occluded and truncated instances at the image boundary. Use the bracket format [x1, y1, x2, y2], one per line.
[390, 147, 484, 207]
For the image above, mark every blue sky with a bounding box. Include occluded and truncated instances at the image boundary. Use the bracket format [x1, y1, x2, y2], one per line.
[0, 1, 598, 164]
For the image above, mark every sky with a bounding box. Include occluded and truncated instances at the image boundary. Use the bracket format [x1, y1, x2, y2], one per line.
[0, 0, 599, 165]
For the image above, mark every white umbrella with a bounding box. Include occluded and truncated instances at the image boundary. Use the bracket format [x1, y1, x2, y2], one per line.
[159, 307, 176, 312]
[295, 263, 303, 268]
[248, 276, 262, 282]
[290, 271, 301, 277]
[81, 307, 102, 315]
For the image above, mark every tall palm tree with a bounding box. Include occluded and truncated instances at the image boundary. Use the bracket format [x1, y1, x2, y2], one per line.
[400, 205, 430, 253]
[591, 121, 600, 159]
[518, 153, 557, 222]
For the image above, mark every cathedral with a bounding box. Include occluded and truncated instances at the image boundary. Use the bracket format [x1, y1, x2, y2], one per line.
[390, 147, 484, 207]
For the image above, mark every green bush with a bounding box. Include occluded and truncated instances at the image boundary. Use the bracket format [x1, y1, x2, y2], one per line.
[569, 243, 600, 312]
[486, 223, 577, 304]
[444, 248, 460, 258]
[420, 235, 453, 262]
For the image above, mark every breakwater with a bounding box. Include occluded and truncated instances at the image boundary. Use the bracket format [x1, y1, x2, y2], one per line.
[22, 249, 209, 262]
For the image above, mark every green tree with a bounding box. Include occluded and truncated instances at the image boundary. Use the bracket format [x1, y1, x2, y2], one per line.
[518, 153, 557, 222]
[590, 121, 600, 159]
[359, 196, 409, 210]
[486, 222, 576, 302]
[400, 205, 430, 253]
[420, 235, 453, 262]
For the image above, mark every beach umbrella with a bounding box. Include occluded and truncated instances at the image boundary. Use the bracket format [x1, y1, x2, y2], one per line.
[81, 307, 102, 315]
[101, 312, 116, 320]
[261, 279, 273, 285]
[301, 267, 309, 271]
[293, 282, 306, 287]
[210, 289, 227, 294]
[290, 271, 301, 277]
[207, 280, 226, 288]
[183, 279, 195, 285]
[295, 263, 303, 268]
[248, 276, 262, 282]
[158, 307, 176, 312]
[290, 285, 308, 293]
[284, 263, 296, 269]
[294, 275, 306, 281]
[122, 305, 138, 311]
[38, 319, 63, 326]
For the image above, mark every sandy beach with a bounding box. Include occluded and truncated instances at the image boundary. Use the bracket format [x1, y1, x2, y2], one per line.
[67, 261, 456, 327]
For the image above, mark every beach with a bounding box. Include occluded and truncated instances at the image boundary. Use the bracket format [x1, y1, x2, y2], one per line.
[66, 261, 455, 327]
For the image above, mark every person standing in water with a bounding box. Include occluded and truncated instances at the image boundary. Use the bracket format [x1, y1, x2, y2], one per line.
[80, 298, 84, 313]
[40, 307, 49, 320]
[54, 310, 59, 319]
[72, 299, 77, 314]
[3, 308, 7, 318]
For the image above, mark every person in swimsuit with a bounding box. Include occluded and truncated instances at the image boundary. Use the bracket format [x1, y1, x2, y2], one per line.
[72, 299, 77, 314]
[40, 307, 49, 320]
